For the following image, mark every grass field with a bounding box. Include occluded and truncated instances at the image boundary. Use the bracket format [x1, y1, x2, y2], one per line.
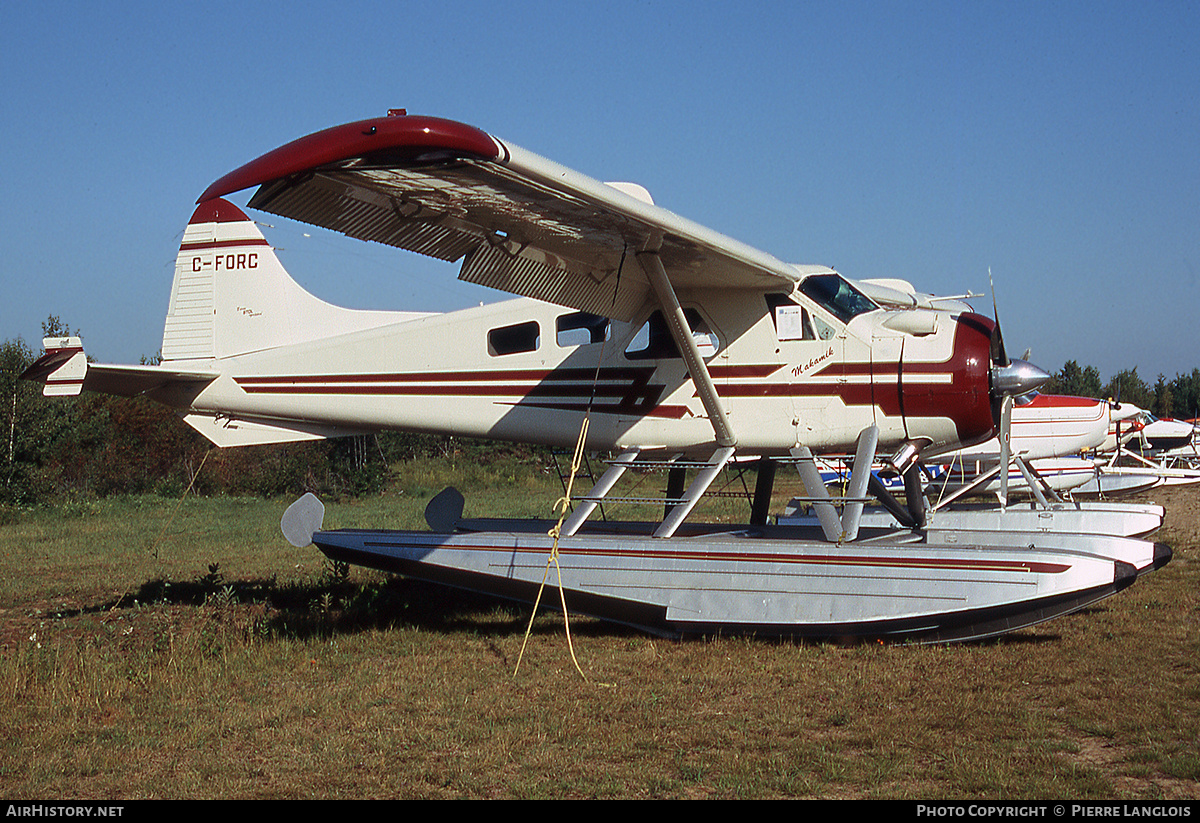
[1, 456, 1197, 799]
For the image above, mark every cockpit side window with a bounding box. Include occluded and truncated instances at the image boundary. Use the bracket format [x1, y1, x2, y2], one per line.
[797, 274, 877, 325]
[764, 293, 815, 341]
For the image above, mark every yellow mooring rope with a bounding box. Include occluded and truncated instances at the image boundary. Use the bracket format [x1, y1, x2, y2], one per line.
[148, 448, 212, 561]
[513, 417, 601, 682]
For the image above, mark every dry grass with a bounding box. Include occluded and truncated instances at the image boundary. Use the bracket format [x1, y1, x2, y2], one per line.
[0, 462, 1197, 799]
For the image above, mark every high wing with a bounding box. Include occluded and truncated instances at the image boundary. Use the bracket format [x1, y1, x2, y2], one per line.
[198, 112, 810, 323]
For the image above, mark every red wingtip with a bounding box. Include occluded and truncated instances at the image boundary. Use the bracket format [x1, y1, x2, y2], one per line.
[196, 115, 501, 204]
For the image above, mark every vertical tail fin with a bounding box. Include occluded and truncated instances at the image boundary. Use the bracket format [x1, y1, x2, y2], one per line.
[164, 198, 429, 362]
[163, 198, 263, 361]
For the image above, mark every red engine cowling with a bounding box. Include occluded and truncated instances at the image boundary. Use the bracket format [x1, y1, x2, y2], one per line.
[899, 312, 997, 453]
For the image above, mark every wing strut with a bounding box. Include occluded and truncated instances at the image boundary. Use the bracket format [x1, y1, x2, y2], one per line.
[790, 426, 880, 542]
[638, 250, 737, 449]
[560, 448, 641, 537]
[654, 446, 736, 538]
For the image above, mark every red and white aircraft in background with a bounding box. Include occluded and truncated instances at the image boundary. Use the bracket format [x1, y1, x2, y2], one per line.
[1102, 404, 1197, 454]
[1087, 402, 1200, 489]
[23, 112, 1169, 642]
[788, 390, 1167, 540]
[935, 392, 1112, 502]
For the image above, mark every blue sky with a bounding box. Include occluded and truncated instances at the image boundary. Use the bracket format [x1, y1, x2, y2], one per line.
[3, 1, 1197, 383]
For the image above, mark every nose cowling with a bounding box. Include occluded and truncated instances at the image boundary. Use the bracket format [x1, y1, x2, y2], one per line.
[896, 312, 996, 454]
[894, 312, 1053, 458]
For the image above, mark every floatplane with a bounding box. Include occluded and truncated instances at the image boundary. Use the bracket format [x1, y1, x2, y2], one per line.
[1088, 403, 1200, 490]
[22, 112, 1171, 642]
[1112, 406, 1197, 454]
[785, 391, 1167, 542]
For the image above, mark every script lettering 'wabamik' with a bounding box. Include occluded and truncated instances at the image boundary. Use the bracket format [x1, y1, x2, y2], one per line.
[792, 346, 835, 379]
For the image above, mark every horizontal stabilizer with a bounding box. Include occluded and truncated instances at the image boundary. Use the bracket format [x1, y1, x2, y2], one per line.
[84, 364, 219, 397]
[21, 337, 218, 398]
[20, 337, 87, 396]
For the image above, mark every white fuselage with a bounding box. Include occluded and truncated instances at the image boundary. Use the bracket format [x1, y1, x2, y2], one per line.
[171, 290, 978, 457]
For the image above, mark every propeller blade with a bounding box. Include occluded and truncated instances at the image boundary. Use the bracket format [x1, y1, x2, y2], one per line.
[988, 267, 1009, 368]
[998, 394, 1013, 507]
[986, 270, 1049, 397]
[984, 269, 1049, 477]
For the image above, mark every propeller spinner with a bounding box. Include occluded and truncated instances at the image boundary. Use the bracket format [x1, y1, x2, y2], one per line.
[992, 357, 1050, 397]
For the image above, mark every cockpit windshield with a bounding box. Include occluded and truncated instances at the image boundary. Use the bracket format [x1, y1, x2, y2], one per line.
[797, 274, 877, 324]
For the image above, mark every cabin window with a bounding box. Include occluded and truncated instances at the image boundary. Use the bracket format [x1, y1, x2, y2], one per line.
[556, 311, 610, 347]
[488, 321, 540, 356]
[765, 293, 816, 341]
[625, 309, 719, 360]
[798, 274, 876, 325]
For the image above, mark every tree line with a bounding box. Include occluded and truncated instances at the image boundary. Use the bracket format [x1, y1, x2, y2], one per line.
[1041, 360, 1200, 421]
[1, 319, 482, 511]
[3, 318, 1198, 509]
